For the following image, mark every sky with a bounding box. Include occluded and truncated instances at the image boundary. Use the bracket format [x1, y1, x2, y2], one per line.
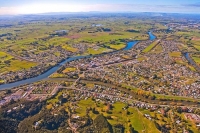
[0, 0, 200, 15]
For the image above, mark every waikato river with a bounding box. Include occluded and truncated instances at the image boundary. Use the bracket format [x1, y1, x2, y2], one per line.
[0, 32, 156, 90]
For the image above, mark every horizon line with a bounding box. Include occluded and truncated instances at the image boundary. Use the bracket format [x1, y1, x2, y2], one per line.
[1, 11, 200, 16]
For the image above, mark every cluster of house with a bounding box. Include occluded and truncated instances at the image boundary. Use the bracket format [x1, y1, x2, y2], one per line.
[0, 89, 24, 106]
[134, 40, 154, 52]
[166, 22, 200, 30]
[6, 104, 25, 113]
[31, 81, 58, 94]
[67, 82, 200, 125]
[71, 83, 162, 111]
[185, 113, 200, 127]
[72, 86, 131, 104]
[61, 39, 200, 99]
[66, 54, 131, 72]
[0, 64, 51, 84]
[0, 81, 58, 107]
[0, 42, 89, 84]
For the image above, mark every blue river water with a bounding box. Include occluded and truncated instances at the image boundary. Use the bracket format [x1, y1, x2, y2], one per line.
[0, 32, 156, 90]
[184, 53, 191, 63]
[149, 31, 156, 40]
[183, 52, 200, 71]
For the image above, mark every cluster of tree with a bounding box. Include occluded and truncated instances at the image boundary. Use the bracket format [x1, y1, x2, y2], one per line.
[0, 33, 12, 38]
[3, 60, 11, 65]
[154, 121, 171, 133]
[0, 100, 45, 133]
[0, 24, 13, 28]
[18, 108, 69, 133]
[78, 114, 135, 133]
[0, 98, 142, 133]
[113, 124, 125, 133]
[1, 100, 44, 121]
[50, 30, 68, 37]
[154, 29, 174, 34]
[79, 114, 113, 133]
[102, 28, 111, 32]
[126, 29, 140, 33]
[109, 33, 123, 35]
[0, 118, 19, 133]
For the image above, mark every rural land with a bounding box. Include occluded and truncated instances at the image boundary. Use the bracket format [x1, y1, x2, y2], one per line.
[0, 13, 200, 133]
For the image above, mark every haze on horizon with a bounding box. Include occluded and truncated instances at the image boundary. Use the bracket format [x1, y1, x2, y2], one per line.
[0, 0, 200, 15]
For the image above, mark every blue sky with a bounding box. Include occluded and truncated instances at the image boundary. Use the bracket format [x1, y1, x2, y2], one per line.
[0, 0, 200, 15]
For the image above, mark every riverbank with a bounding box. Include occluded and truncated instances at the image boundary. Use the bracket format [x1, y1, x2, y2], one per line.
[0, 44, 131, 90]
[0, 32, 155, 90]
[183, 52, 200, 72]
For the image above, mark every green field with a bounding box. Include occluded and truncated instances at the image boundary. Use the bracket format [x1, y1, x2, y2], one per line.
[62, 67, 77, 73]
[87, 47, 111, 55]
[143, 40, 160, 53]
[76, 99, 159, 133]
[192, 55, 200, 65]
[0, 17, 154, 77]
[0, 51, 37, 73]
[169, 52, 182, 57]
[62, 45, 78, 52]
[108, 43, 126, 50]
[150, 43, 163, 54]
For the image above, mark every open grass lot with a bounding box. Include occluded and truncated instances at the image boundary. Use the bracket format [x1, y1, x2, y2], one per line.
[76, 99, 159, 133]
[0, 51, 37, 73]
[49, 73, 66, 78]
[62, 45, 78, 52]
[137, 55, 147, 62]
[169, 51, 182, 57]
[87, 47, 111, 55]
[150, 44, 163, 54]
[192, 56, 200, 64]
[107, 43, 126, 50]
[143, 40, 160, 53]
[193, 45, 200, 51]
[47, 91, 63, 105]
[4, 59, 37, 72]
[0, 51, 12, 58]
[75, 31, 148, 44]
[76, 98, 97, 117]
[110, 103, 159, 133]
[192, 53, 200, 66]
[62, 67, 77, 73]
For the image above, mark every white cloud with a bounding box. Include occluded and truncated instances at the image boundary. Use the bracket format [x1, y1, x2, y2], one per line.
[0, 3, 200, 15]
[0, 4, 151, 15]
[0, 7, 19, 15]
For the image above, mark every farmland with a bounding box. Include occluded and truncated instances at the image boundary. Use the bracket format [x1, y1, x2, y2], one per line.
[0, 13, 200, 133]
[0, 15, 153, 84]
